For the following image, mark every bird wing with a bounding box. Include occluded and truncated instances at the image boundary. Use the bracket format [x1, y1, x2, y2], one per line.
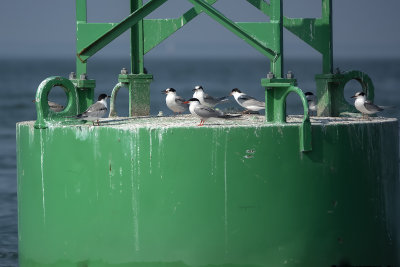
[216, 96, 229, 102]
[203, 93, 228, 102]
[80, 102, 107, 117]
[203, 93, 217, 102]
[175, 95, 186, 104]
[364, 101, 383, 112]
[237, 95, 264, 106]
[194, 105, 222, 118]
[365, 100, 395, 110]
[48, 101, 64, 111]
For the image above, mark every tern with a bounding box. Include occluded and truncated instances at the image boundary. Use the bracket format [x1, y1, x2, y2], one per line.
[192, 85, 228, 108]
[32, 100, 64, 112]
[230, 88, 265, 113]
[161, 88, 188, 114]
[351, 91, 384, 118]
[183, 98, 240, 126]
[305, 92, 317, 115]
[75, 93, 110, 125]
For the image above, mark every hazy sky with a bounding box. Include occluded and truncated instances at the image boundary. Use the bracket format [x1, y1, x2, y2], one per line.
[1, 0, 399, 59]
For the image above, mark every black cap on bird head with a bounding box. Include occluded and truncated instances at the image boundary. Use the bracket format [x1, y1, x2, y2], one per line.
[98, 94, 110, 101]
[183, 98, 200, 104]
[162, 88, 176, 94]
[351, 91, 365, 98]
[192, 85, 203, 92]
[230, 88, 242, 95]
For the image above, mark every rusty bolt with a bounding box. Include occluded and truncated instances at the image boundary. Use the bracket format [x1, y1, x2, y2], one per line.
[286, 70, 294, 79]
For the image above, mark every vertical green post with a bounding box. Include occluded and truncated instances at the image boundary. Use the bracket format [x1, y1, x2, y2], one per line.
[130, 0, 144, 74]
[128, 0, 152, 117]
[73, 0, 95, 113]
[321, 0, 333, 74]
[270, 0, 283, 78]
[76, 0, 87, 77]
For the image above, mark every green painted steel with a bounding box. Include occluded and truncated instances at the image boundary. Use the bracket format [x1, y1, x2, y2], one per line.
[283, 0, 333, 74]
[20, 1, 400, 266]
[72, 0, 338, 116]
[261, 78, 311, 152]
[315, 70, 375, 117]
[17, 117, 399, 266]
[143, 0, 218, 54]
[71, 0, 372, 118]
[119, 74, 153, 117]
[77, 0, 168, 63]
[70, 77, 96, 113]
[34, 77, 79, 129]
[187, 0, 278, 61]
[75, 0, 332, 76]
[109, 82, 128, 118]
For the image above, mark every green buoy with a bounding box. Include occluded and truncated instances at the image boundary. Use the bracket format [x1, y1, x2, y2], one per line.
[17, 0, 399, 266]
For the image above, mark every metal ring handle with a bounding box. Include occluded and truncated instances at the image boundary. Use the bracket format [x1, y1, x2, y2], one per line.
[34, 76, 79, 129]
[109, 82, 129, 117]
[283, 86, 312, 152]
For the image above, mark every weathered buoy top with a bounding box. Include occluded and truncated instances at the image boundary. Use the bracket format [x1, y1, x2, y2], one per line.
[18, 115, 397, 130]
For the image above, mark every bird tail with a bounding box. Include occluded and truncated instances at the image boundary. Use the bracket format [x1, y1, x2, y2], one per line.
[378, 105, 396, 110]
[218, 113, 242, 119]
[217, 96, 230, 102]
[64, 114, 83, 119]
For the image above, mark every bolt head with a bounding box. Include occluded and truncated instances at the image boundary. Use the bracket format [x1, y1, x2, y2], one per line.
[69, 72, 76, 80]
[80, 73, 88, 80]
[286, 71, 294, 79]
[121, 68, 128, 75]
[267, 71, 274, 79]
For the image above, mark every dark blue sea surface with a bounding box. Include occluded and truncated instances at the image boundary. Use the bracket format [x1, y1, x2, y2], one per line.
[0, 58, 399, 266]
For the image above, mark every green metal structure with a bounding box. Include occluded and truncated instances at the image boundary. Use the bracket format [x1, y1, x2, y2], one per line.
[18, 0, 399, 266]
[16, 117, 400, 266]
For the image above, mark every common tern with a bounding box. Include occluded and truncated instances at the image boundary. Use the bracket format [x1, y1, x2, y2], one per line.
[183, 98, 240, 126]
[305, 92, 317, 115]
[230, 88, 265, 113]
[75, 93, 110, 125]
[32, 100, 64, 112]
[192, 85, 228, 108]
[161, 88, 188, 114]
[351, 91, 383, 118]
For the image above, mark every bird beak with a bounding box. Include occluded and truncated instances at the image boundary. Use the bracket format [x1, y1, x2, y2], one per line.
[183, 101, 189, 104]
[161, 90, 167, 94]
[107, 95, 111, 98]
[229, 92, 233, 96]
[350, 95, 356, 98]
[192, 89, 196, 92]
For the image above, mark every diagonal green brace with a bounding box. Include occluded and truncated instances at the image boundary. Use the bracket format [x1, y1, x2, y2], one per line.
[187, 0, 278, 61]
[246, 0, 271, 16]
[144, 0, 218, 54]
[77, 0, 168, 62]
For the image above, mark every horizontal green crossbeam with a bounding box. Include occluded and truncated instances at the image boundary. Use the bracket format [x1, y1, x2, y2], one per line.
[77, 0, 168, 62]
[187, 0, 278, 61]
